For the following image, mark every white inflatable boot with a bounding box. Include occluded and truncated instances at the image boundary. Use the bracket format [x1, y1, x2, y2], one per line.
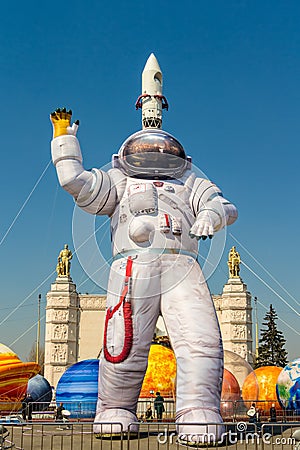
[93, 408, 139, 437]
[176, 408, 225, 446]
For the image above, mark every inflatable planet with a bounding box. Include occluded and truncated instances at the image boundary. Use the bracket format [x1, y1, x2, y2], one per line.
[241, 371, 259, 408]
[221, 368, 240, 416]
[56, 359, 99, 418]
[140, 346, 241, 404]
[27, 374, 52, 411]
[242, 366, 283, 411]
[224, 350, 253, 389]
[140, 343, 176, 398]
[222, 368, 240, 401]
[0, 343, 40, 411]
[276, 358, 300, 411]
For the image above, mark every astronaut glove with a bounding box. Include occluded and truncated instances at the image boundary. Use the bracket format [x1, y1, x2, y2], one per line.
[50, 107, 79, 138]
[189, 210, 217, 240]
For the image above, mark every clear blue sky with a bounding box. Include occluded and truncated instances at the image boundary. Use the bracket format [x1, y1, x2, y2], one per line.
[0, 1, 299, 361]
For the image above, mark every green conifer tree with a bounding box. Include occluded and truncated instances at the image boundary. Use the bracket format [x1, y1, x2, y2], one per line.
[255, 304, 288, 368]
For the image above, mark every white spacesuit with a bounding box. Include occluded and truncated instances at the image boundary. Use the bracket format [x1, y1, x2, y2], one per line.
[50, 55, 237, 444]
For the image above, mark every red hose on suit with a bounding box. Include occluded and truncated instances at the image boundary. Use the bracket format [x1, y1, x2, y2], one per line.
[103, 257, 133, 363]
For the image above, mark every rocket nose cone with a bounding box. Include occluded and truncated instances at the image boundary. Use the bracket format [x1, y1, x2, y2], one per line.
[143, 53, 162, 73]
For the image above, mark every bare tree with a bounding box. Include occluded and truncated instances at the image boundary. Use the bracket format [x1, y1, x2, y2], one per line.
[26, 343, 45, 375]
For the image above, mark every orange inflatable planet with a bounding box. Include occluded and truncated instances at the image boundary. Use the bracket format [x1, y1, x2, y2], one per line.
[222, 368, 240, 401]
[242, 366, 283, 411]
[140, 344, 176, 398]
[0, 344, 40, 411]
[221, 368, 241, 417]
[241, 371, 259, 407]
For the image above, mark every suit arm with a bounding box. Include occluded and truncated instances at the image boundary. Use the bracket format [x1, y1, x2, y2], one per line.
[51, 134, 117, 215]
[189, 178, 238, 239]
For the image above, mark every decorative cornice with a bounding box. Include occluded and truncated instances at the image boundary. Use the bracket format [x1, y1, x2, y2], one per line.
[79, 295, 106, 310]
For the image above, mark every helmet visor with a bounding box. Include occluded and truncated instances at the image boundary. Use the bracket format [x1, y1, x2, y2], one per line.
[126, 152, 184, 170]
[119, 130, 187, 176]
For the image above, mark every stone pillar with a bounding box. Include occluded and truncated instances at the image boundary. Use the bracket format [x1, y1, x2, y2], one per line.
[44, 276, 79, 387]
[214, 277, 253, 366]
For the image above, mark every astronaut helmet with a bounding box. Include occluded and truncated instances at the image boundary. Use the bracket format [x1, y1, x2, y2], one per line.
[117, 129, 189, 179]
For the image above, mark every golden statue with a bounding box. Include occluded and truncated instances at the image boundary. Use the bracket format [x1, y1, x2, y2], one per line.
[56, 244, 73, 277]
[228, 246, 241, 278]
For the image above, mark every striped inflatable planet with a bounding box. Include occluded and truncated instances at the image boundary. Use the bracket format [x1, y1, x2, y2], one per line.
[56, 359, 99, 418]
[0, 343, 40, 412]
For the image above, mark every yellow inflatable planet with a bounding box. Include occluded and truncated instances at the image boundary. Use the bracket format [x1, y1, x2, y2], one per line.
[0, 344, 40, 411]
[140, 344, 245, 414]
[140, 343, 176, 398]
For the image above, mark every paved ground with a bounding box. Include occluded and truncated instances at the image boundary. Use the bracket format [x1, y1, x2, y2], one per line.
[1, 421, 299, 450]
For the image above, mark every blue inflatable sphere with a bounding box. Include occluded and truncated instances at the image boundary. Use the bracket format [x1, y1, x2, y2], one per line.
[27, 374, 52, 411]
[56, 359, 99, 418]
[276, 358, 300, 412]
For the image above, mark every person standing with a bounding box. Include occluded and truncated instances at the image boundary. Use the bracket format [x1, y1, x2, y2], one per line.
[55, 403, 64, 421]
[247, 403, 257, 424]
[145, 404, 153, 422]
[270, 403, 277, 422]
[154, 392, 165, 421]
[27, 393, 33, 421]
[22, 393, 33, 421]
[21, 396, 27, 421]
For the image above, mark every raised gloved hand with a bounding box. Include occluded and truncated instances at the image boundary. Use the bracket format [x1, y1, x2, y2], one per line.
[50, 107, 79, 138]
[189, 210, 215, 240]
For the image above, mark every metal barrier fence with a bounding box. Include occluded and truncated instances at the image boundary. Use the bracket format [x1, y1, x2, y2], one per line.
[0, 421, 299, 450]
[138, 399, 300, 423]
[0, 400, 299, 422]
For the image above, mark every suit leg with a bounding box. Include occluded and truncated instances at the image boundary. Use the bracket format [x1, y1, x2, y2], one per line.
[161, 255, 224, 443]
[94, 256, 161, 434]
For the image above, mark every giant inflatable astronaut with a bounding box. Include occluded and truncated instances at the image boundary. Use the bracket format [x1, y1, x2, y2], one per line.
[50, 54, 237, 443]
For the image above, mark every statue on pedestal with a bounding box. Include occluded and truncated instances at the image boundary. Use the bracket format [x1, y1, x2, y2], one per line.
[56, 244, 73, 277]
[228, 246, 241, 278]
